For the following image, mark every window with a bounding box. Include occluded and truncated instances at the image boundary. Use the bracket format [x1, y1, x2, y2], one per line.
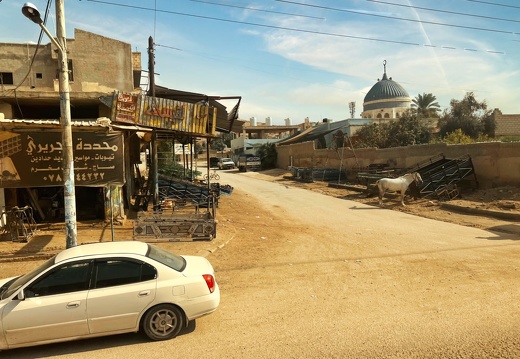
[54, 60, 74, 82]
[36, 73, 43, 79]
[94, 259, 156, 289]
[68, 59, 74, 81]
[147, 244, 186, 271]
[0, 72, 14, 85]
[26, 261, 91, 297]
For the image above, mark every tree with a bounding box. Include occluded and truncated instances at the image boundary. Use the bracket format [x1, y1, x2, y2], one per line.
[442, 129, 474, 144]
[256, 143, 277, 169]
[210, 133, 234, 152]
[353, 123, 387, 148]
[387, 113, 432, 147]
[354, 114, 431, 149]
[411, 93, 441, 118]
[439, 92, 494, 139]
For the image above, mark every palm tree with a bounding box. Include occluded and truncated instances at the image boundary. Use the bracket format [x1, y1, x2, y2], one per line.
[412, 93, 441, 118]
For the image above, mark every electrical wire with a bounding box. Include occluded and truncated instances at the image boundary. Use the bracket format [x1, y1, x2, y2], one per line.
[82, 0, 506, 54]
[464, 0, 520, 10]
[364, 0, 520, 24]
[155, 44, 182, 51]
[2, 0, 53, 118]
[277, 0, 520, 36]
[186, 0, 325, 20]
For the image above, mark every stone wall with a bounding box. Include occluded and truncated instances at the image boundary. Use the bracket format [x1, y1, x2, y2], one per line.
[276, 141, 520, 188]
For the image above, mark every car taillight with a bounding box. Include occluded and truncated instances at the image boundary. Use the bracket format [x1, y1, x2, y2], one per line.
[203, 274, 216, 293]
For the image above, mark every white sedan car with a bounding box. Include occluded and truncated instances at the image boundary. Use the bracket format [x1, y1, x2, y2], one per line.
[0, 241, 220, 350]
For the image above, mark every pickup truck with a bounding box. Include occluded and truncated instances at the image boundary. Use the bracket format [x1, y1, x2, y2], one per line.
[237, 154, 261, 172]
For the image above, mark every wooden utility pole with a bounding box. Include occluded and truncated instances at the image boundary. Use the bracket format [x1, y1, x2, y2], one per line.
[148, 36, 155, 97]
[148, 36, 158, 207]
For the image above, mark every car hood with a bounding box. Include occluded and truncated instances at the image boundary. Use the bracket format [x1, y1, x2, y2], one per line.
[181, 256, 215, 277]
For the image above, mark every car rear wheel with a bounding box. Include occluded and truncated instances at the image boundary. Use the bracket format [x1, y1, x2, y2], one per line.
[142, 304, 184, 341]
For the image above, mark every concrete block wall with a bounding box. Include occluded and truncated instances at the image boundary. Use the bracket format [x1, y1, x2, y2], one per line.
[72, 29, 134, 92]
[276, 141, 520, 188]
[495, 113, 520, 137]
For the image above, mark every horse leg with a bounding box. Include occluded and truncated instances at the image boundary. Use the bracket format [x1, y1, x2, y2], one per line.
[400, 190, 406, 206]
[379, 189, 385, 206]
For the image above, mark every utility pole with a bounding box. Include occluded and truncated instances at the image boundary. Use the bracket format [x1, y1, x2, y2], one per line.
[148, 36, 155, 97]
[148, 36, 158, 208]
[23, 1, 77, 247]
[56, 0, 77, 248]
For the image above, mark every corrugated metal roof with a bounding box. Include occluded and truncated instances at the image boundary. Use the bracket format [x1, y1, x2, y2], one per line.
[0, 119, 108, 127]
[153, 86, 242, 133]
[0, 117, 154, 131]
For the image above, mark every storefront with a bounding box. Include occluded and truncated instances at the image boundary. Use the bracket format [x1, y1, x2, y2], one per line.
[0, 126, 125, 222]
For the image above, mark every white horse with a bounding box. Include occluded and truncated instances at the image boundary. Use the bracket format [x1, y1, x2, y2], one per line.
[376, 172, 423, 206]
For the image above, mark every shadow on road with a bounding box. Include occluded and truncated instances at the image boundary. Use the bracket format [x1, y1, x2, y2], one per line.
[14, 234, 54, 255]
[2, 321, 198, 359]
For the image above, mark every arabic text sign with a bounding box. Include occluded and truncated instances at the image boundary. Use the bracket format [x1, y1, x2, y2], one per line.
[0, 131, 124, 188]
[113, 92, 140, 123]
[112, 91, 216, 136]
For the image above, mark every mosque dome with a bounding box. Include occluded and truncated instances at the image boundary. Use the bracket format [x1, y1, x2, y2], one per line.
[362, 61, 411, 119]
[364, 72, 410, 103]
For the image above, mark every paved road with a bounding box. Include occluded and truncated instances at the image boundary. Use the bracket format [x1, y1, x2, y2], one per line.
[4, 170, 520, 358]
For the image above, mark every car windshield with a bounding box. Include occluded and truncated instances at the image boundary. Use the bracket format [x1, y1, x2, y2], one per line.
[222, 158, 232, 162]
[147, 244, 186, 272]
[1, 256, 56, 299]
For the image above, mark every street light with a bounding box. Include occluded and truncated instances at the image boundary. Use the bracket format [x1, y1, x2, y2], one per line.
[22, 2, 77, 248]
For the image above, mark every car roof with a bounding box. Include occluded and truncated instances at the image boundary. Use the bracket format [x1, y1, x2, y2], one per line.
[54, 241, 149, 263]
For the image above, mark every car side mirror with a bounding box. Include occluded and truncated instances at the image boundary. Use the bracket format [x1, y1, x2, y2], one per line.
[17, 290, 26, 301]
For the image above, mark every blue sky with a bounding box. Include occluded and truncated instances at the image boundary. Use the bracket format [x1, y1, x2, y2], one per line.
[1, 0, 519, 125]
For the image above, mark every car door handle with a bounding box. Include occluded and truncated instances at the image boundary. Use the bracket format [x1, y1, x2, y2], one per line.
[67, 301, 81, 309]
[138, 290, 151, 297]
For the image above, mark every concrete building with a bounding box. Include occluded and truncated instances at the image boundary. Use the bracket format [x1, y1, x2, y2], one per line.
[230, 117, 302, 159]
[0, 28, 141, 120]
[0, 29, 142, 222]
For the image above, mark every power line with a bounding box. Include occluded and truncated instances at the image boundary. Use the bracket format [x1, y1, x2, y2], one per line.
[83, 0, 506, 54]
[187, 0, 325, 20]
[2, 1, 52, 95]
[155, 44, 183, 51]
[464, 0, 520, 10]
[277, 0, 520, 36]
[364, 0, 520, 24]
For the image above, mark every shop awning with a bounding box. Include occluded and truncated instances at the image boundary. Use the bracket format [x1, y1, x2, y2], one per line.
[153, 86, 243, 133]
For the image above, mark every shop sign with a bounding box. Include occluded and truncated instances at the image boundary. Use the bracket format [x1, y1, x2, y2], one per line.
[0, 131, 124, 188]
[111, 91, 216, 136]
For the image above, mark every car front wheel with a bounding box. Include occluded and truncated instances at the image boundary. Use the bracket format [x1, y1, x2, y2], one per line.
[142, 304, 184, 341]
